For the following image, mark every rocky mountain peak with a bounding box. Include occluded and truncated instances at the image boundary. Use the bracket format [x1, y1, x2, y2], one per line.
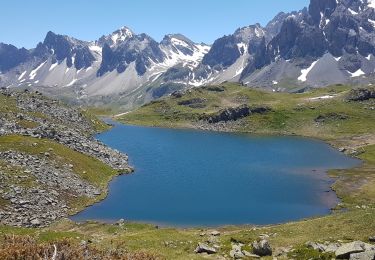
[162, 34, 195, 46]
[0, 43, 30, 72]
[97, 26, 134, 48]
[234, 24, 266, 41]
[160, 33, 205, 56]
[42, 31, 95, 69]
[308, 0, 337, 24]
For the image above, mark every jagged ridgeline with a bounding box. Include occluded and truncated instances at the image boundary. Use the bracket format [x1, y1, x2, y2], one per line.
[2, 0, 375, 110]
[0, 88, 132, 228]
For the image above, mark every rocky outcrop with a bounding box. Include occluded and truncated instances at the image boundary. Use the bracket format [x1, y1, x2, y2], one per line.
[306, 241, 341, 253]
[194, 243, 217, 254]
[307, 240, 375, 259]
[252, 239, 273, 257]
[315, 112, 349, 123]
[350, 250, 375, 260]
[347, 87, 375, 101]
[177, 98, 207, 108]
[335, 241, 375, 259]
[203, 105, 270, 124]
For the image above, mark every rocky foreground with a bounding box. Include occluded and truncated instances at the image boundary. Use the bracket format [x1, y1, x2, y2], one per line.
[0, 88, 132, 227]
[193, 230, 375, 260]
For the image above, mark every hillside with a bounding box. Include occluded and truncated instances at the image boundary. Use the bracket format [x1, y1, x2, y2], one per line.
[0, 88, 132, 228]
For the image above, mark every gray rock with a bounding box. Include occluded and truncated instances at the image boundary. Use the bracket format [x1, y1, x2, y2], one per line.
[252, 239, 272, 256]
[230, 249, 245, 259]
[230, 244, 245, 259]
[369, 237, 375, 243]
[204, 105, 270, 124]
[325, 242, 341, 253]
[243, 250, 260, 258]
[335, 241, 367, 259]
[30, 218, 41, 226]
[210, 230, 220, 236]
[194, 243, 217, 254]
[349, 250, 375, 260]
[274, 246, 293, 257]
[115, 219, 125, 226]
[306, 241, 327, 252]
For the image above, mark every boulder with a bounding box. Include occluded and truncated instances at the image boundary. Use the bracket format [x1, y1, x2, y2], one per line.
[347, 87, 375, 102]
[194, 243, 217, 254]
[30, 218, 41, 227]
[243, 250, 260, 258]
[349, 250, 375, 260]
[230, 244, 245, 259]
[115, 219, 125, 226]
[252, 239, 272, 256]
[274, 246, 293, 257]
[306, 241, 327, 252]
[230, 249, 245, 259]
[210, 230, 220, 236]
[335, 241, 367, 259]
[325, 242, 341, 253]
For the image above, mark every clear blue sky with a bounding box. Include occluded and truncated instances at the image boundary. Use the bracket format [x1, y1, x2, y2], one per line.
[1, 0, 309, 49]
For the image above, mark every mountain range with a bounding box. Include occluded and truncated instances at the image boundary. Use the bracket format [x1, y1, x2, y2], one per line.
[2, 0, 375, 109]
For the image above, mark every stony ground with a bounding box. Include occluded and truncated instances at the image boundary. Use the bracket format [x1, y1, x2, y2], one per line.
[0, 88, 130, 171]
[0, 88, 132, 227]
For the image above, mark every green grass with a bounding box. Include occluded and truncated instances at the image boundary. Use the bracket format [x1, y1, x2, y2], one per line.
[81, 109, 112, 132]
[0, 207, 373, 259]
[120, 83, 374, 139]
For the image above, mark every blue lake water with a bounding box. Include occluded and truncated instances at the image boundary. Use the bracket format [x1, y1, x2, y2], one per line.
[72, 123, 360, 227]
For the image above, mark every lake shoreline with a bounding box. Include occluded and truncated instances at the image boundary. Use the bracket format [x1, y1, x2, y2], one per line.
[72, 120, 360, 227]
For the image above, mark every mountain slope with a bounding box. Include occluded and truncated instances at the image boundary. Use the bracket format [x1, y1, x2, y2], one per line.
[2, 0, 375, 109]
[240, 0, 375, 90]
[0, 88, 131, 227]
[0, 28, 210, 110]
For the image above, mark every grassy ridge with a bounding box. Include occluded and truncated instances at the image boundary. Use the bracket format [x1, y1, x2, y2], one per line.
[119, 83, 375, 139]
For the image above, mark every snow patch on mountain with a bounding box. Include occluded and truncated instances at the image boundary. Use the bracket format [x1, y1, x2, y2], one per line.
[349, 69, 365, 77]
[298, 60, 318, 82]
[29, 61, 47, 80]
[18, 71, 26, 80]
[368, 0, 375, 9]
